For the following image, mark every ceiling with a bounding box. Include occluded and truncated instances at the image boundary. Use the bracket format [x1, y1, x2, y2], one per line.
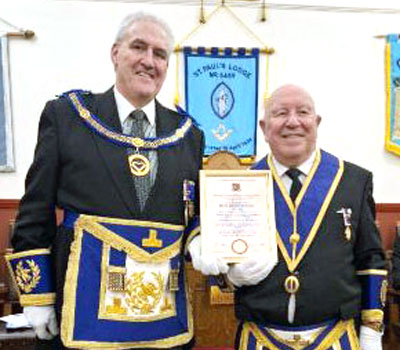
[55, 0, 400, 14]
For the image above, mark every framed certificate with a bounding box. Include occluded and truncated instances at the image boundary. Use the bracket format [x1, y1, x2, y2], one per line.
[200, 169, 277, 263]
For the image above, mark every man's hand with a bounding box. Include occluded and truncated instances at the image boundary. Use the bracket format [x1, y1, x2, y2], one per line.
[226, 255, 277, 287]
[359, 325, 383, 350]
[24, 306, 59, 340]
[188, 236, 229, 275]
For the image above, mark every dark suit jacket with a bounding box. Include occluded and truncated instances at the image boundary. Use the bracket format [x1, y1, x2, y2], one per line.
[11, 87, 204, 332]
[392, 230, 400, 289]
[235, 155, 386, 326]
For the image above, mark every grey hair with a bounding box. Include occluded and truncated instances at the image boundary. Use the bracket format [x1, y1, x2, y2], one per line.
[114, 12, 175, 56]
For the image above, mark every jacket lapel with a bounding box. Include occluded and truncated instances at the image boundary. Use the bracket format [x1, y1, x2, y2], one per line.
[84, 93, 182, 216]
[87, 88, 141, 216]
[154, 100, 179, 179]
[142, 101, 180, 212]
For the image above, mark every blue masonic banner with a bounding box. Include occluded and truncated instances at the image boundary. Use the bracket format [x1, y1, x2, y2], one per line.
[385, 34, 400, 157]
[184, 47, 259, 159]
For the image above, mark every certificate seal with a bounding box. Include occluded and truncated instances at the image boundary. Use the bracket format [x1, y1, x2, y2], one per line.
[231, 239, 248, 255]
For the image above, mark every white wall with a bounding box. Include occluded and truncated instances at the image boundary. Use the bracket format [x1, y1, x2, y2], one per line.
[0, 0, 399, 202]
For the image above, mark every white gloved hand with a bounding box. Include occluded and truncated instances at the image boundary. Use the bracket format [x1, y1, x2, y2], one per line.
[359, 325, 383, 350]
[226, 255, 277, 287]
[24, 305, 59, 340]
[188, 235, 229, 275]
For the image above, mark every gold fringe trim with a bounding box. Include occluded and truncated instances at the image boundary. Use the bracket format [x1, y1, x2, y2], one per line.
[76, 215, 182, 263]
[244, 319, 357, 350]
[20, 293, 56, 306]
[61, 223, 194, 349]
[5, 248, 51, 260]
[5, 248, 53, 304]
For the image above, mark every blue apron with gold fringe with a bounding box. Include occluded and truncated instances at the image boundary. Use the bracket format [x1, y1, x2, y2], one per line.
[237, 319, 360, 350]
[60, 213, 193, 349]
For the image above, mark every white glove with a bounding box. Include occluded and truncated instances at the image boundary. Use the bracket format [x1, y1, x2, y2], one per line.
[24, 305, 59, 340]
[359, 325, 383, 350]
[188, 236, 229, 275]
[226, 255, 277, 287]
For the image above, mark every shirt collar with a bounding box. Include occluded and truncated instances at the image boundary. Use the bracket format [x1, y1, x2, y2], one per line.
[113, 86, 156, 127]
[272, 150, 316, 178]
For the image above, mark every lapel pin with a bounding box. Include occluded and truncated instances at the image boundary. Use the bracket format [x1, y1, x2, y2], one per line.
[336, 208, 352, 241]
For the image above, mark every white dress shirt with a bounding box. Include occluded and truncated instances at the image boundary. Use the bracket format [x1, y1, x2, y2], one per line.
[114, 86, 156, 129]
[271, 151, 316, 194]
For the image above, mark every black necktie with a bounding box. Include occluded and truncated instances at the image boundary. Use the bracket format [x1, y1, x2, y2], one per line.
[125, 110, 151, 210]
[286, 168, 302, 202]
[129, 109, 147, 138]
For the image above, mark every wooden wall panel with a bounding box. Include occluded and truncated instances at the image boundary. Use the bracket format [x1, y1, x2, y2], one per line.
[187, 267, 237, 348]
[0, 200, 18, 284]
[376, 203, 400, 251]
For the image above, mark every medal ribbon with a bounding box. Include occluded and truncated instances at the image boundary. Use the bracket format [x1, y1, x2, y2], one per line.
[266, 149, 344, 272]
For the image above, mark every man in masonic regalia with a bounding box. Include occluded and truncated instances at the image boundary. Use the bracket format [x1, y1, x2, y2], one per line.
[223, 84, 387, 350]
[6, 11, 227, 350]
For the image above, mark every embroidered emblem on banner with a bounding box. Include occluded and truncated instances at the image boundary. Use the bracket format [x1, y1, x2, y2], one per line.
[212, 82, 234, 119]
[184, 47, 259, 158]
[212, 123, 233, 142]
[385, 35, 400, 157]
[15, 260, 41, 293]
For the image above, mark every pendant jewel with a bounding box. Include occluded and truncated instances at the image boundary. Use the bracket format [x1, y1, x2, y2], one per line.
[128, 153, 150, 176]
[284, 275, 300, 294]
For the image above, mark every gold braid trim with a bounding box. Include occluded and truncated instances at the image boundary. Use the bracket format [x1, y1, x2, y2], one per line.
[69, 92, 193, 150]
[61, 224, 194, 348]
[5, 248, 51, 260]
[76, 216, 181, 263]
[361, 309, 384, 323]
[244, 319, 356, 350]
[356, 269, 387, 276]
[5, 249, 53, 304]
[20, 293, 56, 306]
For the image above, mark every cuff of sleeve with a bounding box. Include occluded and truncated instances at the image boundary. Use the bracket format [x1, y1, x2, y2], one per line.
[357, 269, 388, 311]
[184, 215, 200, 255]
[361, 309, 384, 324]
[5, 249, 56, 306]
